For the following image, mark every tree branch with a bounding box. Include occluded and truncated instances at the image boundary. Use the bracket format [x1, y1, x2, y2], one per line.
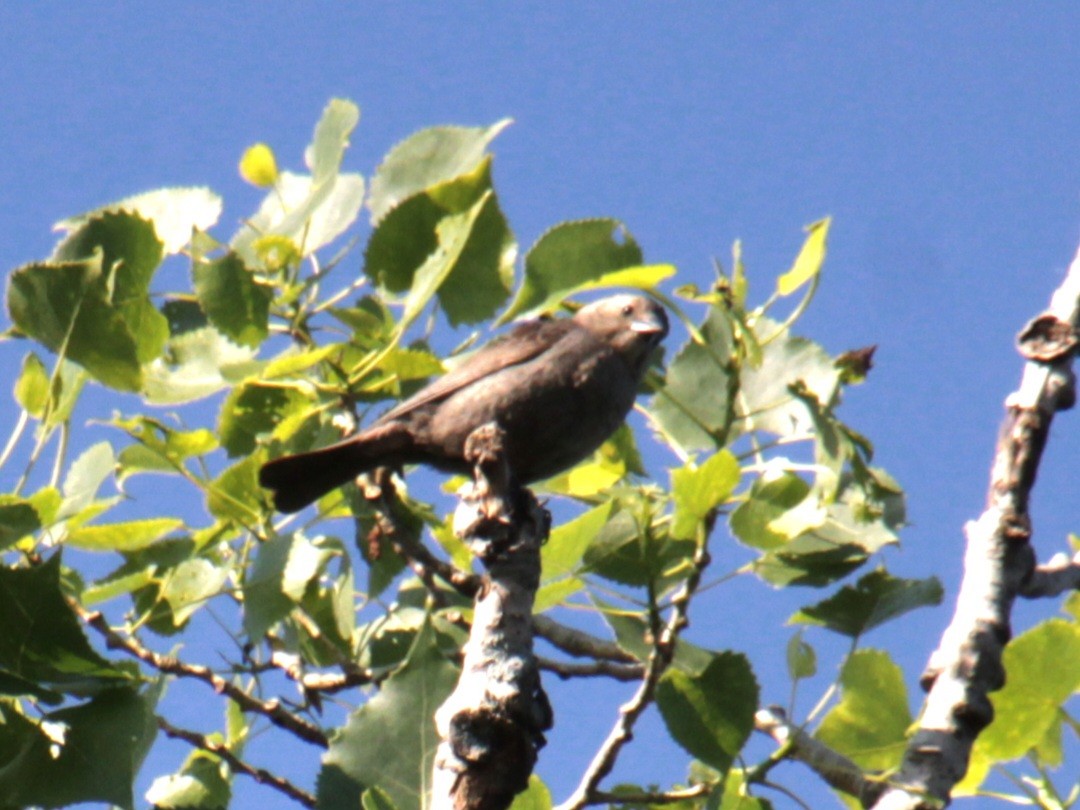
[532, 614, 639, 664]
[1018, 550, 1080, 598]
[431, 424, 551, 810]
[537, 656, 644, 682]
[76, 604, 329, 748]
[754, 706, 884, 807]
[871, 243, 1080, 809]
[156, 716, 316, 808]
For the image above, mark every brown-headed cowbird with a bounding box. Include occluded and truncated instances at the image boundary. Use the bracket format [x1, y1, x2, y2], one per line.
[259, 294, 668, 513]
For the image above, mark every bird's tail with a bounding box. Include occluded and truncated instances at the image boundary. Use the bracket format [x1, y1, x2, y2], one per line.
[258, 423, 411, 513]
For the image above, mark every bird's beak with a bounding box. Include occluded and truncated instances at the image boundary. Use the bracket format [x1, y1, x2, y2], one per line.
[629, 311, 668, 337]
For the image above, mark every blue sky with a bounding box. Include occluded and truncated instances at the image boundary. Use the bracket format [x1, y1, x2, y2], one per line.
[2, 5, 1079, 808]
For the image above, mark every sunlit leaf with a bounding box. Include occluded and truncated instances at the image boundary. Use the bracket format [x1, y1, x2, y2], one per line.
[66, 518, 183, 552]
[670, 450, 740, 540]
[368, 119, 511, 223]
[976, 619, 1080, 762]
[56, 186, 222, 254]
[776, 217, 830, 296]
[499, 219, 644, 324]
[14, 351, 50, 418]
[815, 648, 910, 771]
[656, 651, 758, 773]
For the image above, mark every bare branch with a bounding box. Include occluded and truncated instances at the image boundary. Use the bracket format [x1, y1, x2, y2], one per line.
[1019, 550, 1080, 598]
[532, 614, 639, 663]
[557, 542, 711, 810]
[156, 716, 316, 808]
[754, 706, 884, 807]
[76, 604, 329, 748]
[871, 244, 1080, 809]
[587, 784, 711, 805]
[537, 656, 644, 682]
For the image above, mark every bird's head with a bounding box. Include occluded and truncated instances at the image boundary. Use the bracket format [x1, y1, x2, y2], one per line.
[573, 294, 669, 373]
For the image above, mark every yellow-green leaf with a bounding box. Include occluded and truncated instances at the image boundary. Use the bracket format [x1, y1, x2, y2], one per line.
[239, 143, 279, 187]
[67, 518, 184, 552]
[777, 217, 831, 296]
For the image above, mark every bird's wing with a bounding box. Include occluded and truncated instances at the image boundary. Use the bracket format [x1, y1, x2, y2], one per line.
[375, 318, 575, 423]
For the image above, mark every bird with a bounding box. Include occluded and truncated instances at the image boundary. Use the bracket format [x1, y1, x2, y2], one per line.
[259, 294, 668, 513]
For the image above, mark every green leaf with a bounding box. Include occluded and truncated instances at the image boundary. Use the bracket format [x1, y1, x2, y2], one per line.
[318, 621, 459, 810]
[0, 687, 155, 810]
[146, 751, 231, 810]
[59, 441, 116, 522]
[776, 217, 830, 296]
[541, 503, 613, 582]
[365, 159, 513, 326]
[368, 119, 511, 223]
[729, 473, 812, 552]
[656, 651, 758, 773]
[0, 555, 131, 691]
[218, 381, 313, 457]
[434, 190, 516, 326]
[499, 219, 645, 323]
[243, 532, 331, 638]
[52, 210, 168, 364]
[976, 619, 1080, 762]
[735, 317, 841, 440]
[206, 455, 263, 524]
[584, 508, 693, 589]
[142, 310, 260, 405]
[815, 648, 910, 771]
[791, 569, 943, 638]
[115, 417, 218, 480]
[56, 186, 222, 254]
[651, 306, 735, 453]
[0, 492, 57, 550]
[307, 97, 361, 182]
[508, 775, 552, 810]
[192, 252, 272, 348]
[160, 558, 229, 626]
[670, 450, 740, 539]
[400, 190, 499, 331]
[7, 260, 143, 391]
[66, 518, 183, 552]
[14, 351, 50, 418]
[786, 630, 817, 680]
[715, 768, 773, 810]
[362, 786, 399, 810]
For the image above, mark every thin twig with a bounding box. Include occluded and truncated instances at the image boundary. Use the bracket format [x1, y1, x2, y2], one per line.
[537, 656, 643, 682]
[557, 543, 711, 810]
[1019, 550, 1080, 598]
[532, 614, 638, 663]
[76, 605, 328, 748]
[156, 716, 316, 807]
[586, 785, 710, 805]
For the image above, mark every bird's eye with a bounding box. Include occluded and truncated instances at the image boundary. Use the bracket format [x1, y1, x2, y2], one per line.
[621, 304, 634, 317]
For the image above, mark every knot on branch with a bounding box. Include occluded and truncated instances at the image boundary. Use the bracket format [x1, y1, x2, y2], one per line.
[1017, 312, 1079, 363]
